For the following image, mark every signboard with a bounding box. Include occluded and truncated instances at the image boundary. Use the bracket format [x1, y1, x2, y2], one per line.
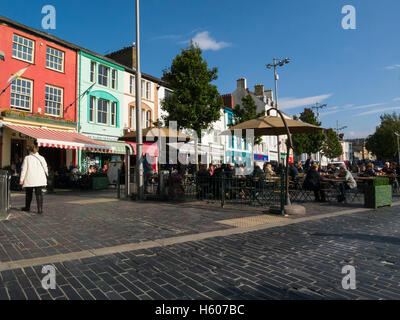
[254, 154, 269, 162]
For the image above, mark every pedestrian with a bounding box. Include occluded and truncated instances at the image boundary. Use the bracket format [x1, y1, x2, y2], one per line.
[304, 155, 314, 172]
[20, 144, 48, 214]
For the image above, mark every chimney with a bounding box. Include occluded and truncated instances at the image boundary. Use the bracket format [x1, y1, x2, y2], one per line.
[105, 45, 137, 69]
[254, 84, 264, 96]
[237, 78, 247, 89]
[221, 94, 234, 108]
[264, 89, 274, 101]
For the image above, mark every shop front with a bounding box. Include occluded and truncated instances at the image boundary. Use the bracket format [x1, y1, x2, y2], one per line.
[0, 122, 111, 171]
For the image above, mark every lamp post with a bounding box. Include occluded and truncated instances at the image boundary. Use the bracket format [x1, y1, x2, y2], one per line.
[266, 57, 290, 165]
[395, 132, 400, 165]
[135, 0, 144, 199]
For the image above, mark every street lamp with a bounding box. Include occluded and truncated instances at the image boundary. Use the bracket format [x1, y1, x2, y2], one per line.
[395, 132, 400, 165]
[135, 0, 144, 199]
[266, 57, 290, 164]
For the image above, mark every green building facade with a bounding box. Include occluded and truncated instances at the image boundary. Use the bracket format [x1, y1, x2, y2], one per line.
[77, 50, 126, 171]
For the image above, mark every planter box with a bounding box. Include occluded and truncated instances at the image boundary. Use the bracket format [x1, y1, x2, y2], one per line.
[90, 177, 109, 190]
[364, 185, 392, 209]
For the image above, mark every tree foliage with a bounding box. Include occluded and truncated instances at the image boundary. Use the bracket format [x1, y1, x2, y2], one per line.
[161, 43, 223, 139]
[321, 129, 343, 159]
[291, 108, 325, 155]
[232, 95, 265, 145]
[365, 112, 400, 161]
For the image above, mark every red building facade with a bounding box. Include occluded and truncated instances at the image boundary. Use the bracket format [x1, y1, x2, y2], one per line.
[0, 17, 80, 169]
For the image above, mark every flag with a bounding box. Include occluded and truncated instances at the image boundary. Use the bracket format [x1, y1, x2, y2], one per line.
[7, 66, 29, 83]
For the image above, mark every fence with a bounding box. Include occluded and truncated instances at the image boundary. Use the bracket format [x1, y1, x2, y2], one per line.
[138, 170, 286, 214]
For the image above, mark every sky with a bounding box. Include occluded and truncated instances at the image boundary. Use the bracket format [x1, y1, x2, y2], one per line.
[1, 0, 400, 138]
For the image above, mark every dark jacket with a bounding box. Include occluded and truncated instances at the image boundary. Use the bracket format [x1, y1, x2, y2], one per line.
[303, 168, 322, 190]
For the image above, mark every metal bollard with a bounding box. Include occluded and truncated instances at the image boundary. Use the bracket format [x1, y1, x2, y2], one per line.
[0, 170, 11, 219]
[117, 169, 120, 199]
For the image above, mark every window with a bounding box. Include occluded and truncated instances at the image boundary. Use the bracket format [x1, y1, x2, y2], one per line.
[141, 80, 145, 97]
[111, 70, 117, 89]
[46, 47, 64, 72]
[45, 85, 63, 116]
[98, 65, 109, 87]
[213, 130, 220, 144]
[146, 82, 151, 99]
[231, 136, 235, 149]
[97, 99, 108, 124]
[227, 113, 233, 125]
[129, 106, 135, 128]
[12, 34, 34, 63]
[89, 96, 95, 122]
[145, 110, 151, 128]
[111, 102, 117, 126]
[10, 78, 33, 111]
[129, 76, 135, 95]
[90, 61, 96, 82]
[165, 89, 172, 99]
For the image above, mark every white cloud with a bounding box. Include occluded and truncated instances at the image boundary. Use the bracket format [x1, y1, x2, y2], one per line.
[191, 31, 230, 51]
[385, 64, 400, 70]
[394, 97, 400, 102]
[351, 102, 386, 110]
[279, 94, 332, 110]
[357, 106, 400, 116]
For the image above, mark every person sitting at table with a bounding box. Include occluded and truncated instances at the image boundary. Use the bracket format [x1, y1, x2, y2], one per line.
[265, 164, 275, 176]
[207, 164, 215, 176]
[382, 162, 396, 175]
[296, 162, 304, 173]
[252, 164, 265, 179]
[327, 163, 338, 175]
[303, 163, 326, 202]
[337, 164, 357, 203]
[361, 162, 376, 177]
[289, 163, 298, 180]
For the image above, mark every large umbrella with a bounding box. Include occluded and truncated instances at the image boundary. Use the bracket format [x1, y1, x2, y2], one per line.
[221, 115, 323, 136]
[221, 112, 325, 211]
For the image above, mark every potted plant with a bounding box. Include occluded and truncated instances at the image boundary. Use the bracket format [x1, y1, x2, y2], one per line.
[364, 177, 392, 209]
[89, 172, 109, 190]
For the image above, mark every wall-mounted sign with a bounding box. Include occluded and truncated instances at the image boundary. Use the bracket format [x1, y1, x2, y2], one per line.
[254, 154, 269, 162]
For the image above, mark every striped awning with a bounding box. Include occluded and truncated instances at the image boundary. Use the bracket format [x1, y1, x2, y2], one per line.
[96, 140, 133, 155]
[2, 123, 112, 153]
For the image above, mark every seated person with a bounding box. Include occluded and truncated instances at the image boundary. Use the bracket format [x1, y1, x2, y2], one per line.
[264, 164, 275, 176]
[382, 162, 395, 175]
[252, 164, 265, 179]
[361, 163, 376, 177]
[295, 162, 304, 173]
[327, 163, 338, 175]
[303, 164, 326, 202]
[289, 163, 299, 179]
[337, 164, 357, 202]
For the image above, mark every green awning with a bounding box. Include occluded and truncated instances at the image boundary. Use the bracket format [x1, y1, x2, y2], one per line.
[98, 140, 133, 155]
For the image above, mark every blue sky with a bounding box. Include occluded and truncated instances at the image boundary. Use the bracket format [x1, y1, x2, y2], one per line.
[2, 0, 400, 138]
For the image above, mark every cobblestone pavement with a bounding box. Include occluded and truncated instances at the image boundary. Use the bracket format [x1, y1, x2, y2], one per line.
[0, 190, 364, 262]
[1, 195, 400, 300]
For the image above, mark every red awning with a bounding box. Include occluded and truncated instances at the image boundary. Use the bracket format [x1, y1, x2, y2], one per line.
[2, 123, 112, 153]
[125, 142, 159, 157]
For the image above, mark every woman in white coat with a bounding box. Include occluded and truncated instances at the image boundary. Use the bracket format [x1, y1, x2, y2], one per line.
[20, 144, 48, 214]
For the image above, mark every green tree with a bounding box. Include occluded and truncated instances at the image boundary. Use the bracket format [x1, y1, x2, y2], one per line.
[232, 95, 265, 145]
[365, 112, 400, 161]
[161, 43, 223, 168]
[321, 129, 343, 159]
[291, 108, 325, 155]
